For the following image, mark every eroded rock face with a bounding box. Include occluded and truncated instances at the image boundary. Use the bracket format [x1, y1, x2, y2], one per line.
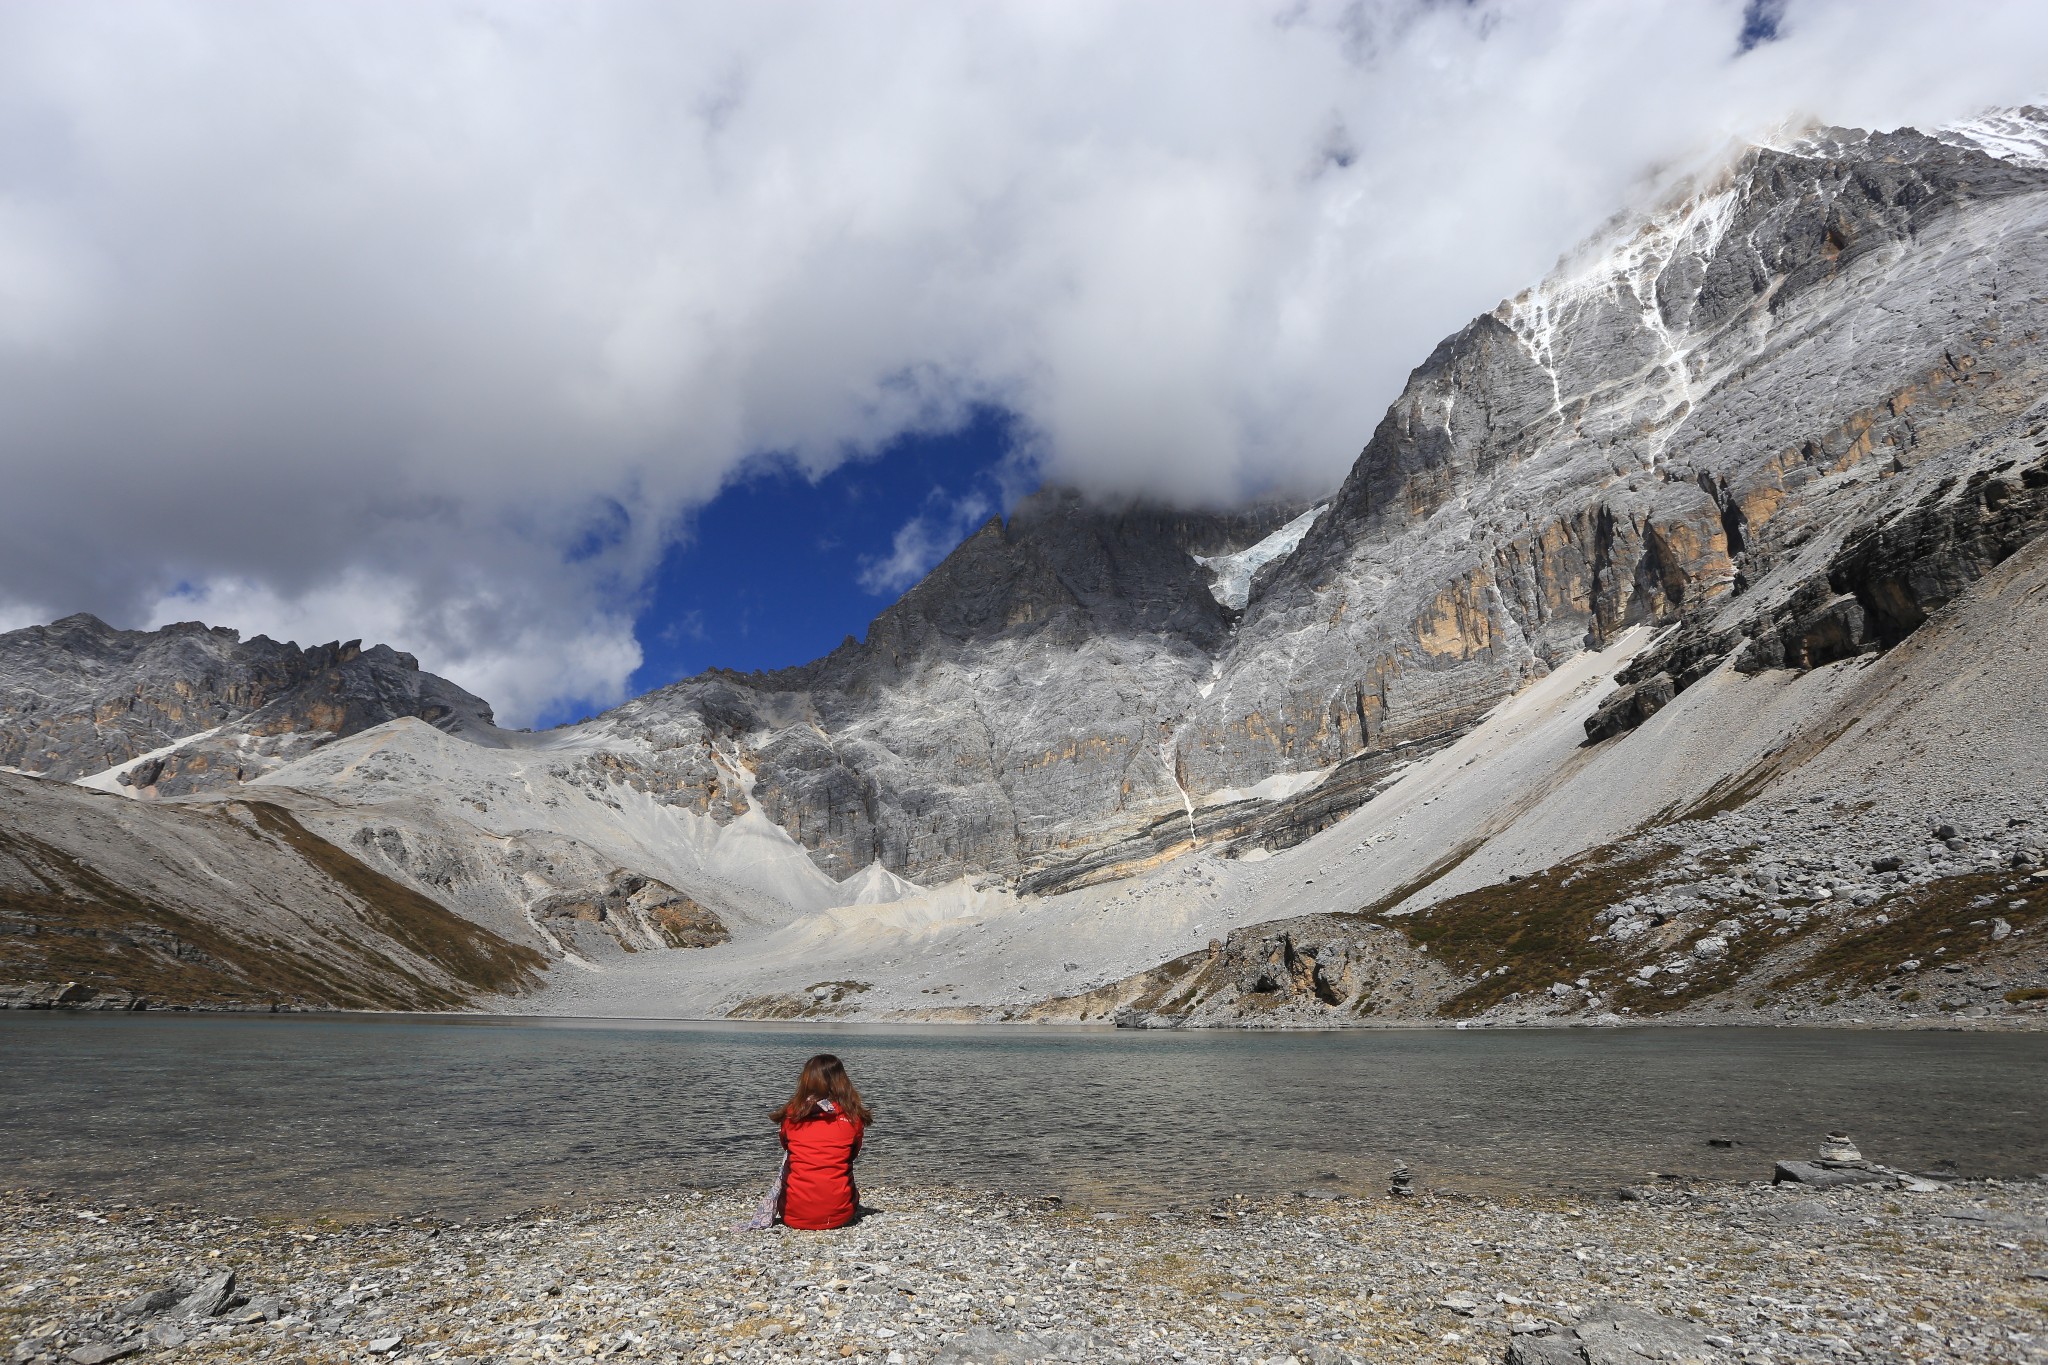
[1597, 444, 2048, 736]
[605, 114, 2048, 887]
[1255, 121, 2048, 766]
[576, 491, 1311, 886]
[531, 873, 728, 960]
[0, 615, 493, 794]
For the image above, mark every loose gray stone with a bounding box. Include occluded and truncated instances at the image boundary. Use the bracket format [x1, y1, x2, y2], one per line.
[115, 1285, 182, 1317]
[1772, 1199, 1838, 1225]
[170, 1268, 236, 1319]
[1508, 1337, 1588, 1365]
[65, 1344, 141, 1365]
[1571, 1302, 1720, 1364]
[142, 1323, 186, 1350]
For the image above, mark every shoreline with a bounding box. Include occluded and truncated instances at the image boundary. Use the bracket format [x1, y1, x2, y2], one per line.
[4, 1174, 2044, 1364]
[6, 996, 2048, 1033]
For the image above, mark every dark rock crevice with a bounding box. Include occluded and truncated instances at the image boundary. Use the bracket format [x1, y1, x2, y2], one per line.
[1587, 445, 2048, 742]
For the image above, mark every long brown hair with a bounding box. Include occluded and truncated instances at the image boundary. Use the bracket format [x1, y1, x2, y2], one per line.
[770, 1053, 873, 1125]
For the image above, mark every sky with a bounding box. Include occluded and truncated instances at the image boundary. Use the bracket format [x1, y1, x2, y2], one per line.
[625, 406, 1021, 711]
[2, 1, 2046, 725]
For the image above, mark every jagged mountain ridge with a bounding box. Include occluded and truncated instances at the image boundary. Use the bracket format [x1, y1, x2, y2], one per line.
[1224, 114, 2048, 774]
[587, 490, 1313, 886]
[5, 109, 2048, 1018]
[0, 613, 494, 796]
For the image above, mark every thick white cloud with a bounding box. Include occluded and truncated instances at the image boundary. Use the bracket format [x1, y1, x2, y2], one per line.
[1, 0, 2044, 720]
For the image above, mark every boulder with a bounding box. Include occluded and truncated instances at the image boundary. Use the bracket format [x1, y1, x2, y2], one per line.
[1772, 1160, 1889, 1188]
[65, 1344, 142, 1365]
[1572, 1303, 1722, 1364]
[1508, 1338, 1590, 1365]
[1583, 673, 1676, 743]
[116, 1286, 183, 1317]
[170, 1268, 236, 1319]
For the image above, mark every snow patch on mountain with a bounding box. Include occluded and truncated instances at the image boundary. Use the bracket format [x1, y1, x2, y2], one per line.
[1499, 173, 1740, 431]
[1194, 505, 1327, 610]
[1935, 105, 2048, 169]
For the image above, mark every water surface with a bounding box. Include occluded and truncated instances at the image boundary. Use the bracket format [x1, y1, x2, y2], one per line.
[2, 1015, 2042, 1218]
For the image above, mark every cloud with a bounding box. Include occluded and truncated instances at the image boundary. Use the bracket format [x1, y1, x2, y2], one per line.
[0, 594, 50, 637]
[859, 488, 997, 596]
[150, 568, 642, 729]
[2, 0, 2046, 719]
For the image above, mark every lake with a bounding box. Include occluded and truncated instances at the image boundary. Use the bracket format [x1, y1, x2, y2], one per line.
[2, 1015, 2043, 1219]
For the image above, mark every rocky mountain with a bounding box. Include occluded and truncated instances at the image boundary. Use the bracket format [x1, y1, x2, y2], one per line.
[583, 489, 1314, 890]
[519, 109, 2048, 900]
[5, 109, 2048, 1022]
[0, 613, 495, 797]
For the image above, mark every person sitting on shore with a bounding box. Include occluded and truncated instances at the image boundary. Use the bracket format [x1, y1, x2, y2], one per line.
[771, 1053, 871, 1231]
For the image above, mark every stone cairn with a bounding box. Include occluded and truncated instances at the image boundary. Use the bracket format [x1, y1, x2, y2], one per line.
[1818, 1131, 1863, 1162]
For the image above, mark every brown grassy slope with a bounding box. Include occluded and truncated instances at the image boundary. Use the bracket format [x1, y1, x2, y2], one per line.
[243, 801, 544, 997]
[1768, 865, 2046, 993]
[0, 775, 543, 1009]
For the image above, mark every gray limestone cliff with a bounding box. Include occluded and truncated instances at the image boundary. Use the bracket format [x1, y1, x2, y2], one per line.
[0, 614, 494, 795]
[564, 111, 2048, 890]
[578, 491, 1310, 888]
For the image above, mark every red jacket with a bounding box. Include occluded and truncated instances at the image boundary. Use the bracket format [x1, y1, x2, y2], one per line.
[779, 1108, 863, 1230]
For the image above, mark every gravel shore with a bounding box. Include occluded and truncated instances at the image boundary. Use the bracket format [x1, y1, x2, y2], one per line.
[4, 1174, 2046, 1365]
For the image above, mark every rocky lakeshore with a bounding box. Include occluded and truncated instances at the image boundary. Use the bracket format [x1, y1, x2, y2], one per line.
[4, 1173, 2045, 1365]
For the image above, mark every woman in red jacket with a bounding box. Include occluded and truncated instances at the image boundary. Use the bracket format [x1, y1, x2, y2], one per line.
[771, 1053, 871, 1230]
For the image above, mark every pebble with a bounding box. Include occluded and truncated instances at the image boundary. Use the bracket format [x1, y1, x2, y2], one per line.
[2, 1178, 2044, 1363]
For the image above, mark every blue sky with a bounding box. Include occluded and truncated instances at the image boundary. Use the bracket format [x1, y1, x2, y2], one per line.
[580, 406, 1021, 723]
